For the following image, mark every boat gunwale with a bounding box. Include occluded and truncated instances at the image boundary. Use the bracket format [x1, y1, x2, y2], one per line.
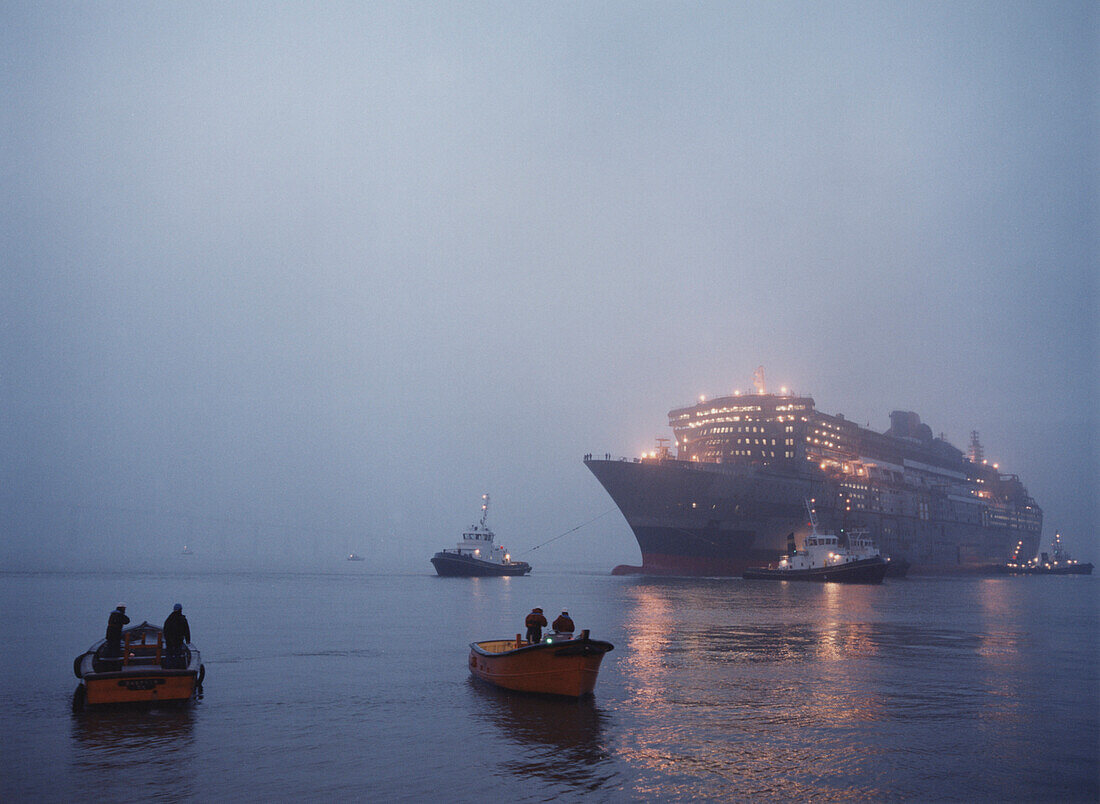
[76, 621, 202, 681]
[470, 636, 614, 659]
[79, 667, 200, 680]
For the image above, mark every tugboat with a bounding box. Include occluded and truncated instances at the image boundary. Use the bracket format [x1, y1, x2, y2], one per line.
[72, 620, 204, 710]
[743, 501, 888, 584]
[1001, 533, 1094, 575]
[469, 629, 614, 697]
[431, 495, 532, 577]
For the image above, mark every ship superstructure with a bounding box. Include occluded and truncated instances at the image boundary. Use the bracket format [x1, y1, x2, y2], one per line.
[586, 372, 1041, 575]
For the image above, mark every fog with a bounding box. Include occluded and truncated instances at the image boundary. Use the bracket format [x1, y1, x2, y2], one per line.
[2, 3, 1096, 572]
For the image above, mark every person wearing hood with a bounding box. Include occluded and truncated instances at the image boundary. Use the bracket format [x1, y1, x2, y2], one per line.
[163, 603, 190, 668]
[552, 610, 575, 635]
[105, 603, 129, 658]
[525, 607, 547, 643]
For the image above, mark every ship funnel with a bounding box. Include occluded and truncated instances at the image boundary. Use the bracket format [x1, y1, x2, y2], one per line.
[753, 366, 766, 395]
[786, 532, 796, 555]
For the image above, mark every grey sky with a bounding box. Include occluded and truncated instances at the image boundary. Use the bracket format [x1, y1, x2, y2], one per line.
[2, 2, 1096, 570]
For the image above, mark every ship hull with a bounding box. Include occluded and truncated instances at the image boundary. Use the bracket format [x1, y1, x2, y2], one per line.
[431, 552, 531, 577]
[586, 458, 1042, 576]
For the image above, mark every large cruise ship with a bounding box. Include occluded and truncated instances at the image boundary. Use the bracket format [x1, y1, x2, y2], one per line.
[585, 371, 1042, 576]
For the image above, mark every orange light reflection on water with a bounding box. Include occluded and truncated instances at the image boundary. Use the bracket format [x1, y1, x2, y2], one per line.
[614, 580, 893, 799]
[620, 584, 675, 712]
[972, 578, 1026, 725]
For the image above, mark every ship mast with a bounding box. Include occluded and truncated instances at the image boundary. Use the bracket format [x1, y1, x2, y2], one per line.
[805, 498, 820, 534]
[968, 431, 984, 464]
[479, 494, 490, 529]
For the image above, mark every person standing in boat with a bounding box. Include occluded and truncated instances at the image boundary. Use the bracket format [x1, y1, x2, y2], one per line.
[163, 603, 190, 668]
[525, 607, 547, 643]
[552, 611, 575, 635]
[105, 603, 129, 658]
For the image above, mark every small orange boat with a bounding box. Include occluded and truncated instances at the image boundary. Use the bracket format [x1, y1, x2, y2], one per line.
[72, 621, 204, 710]
[469, 629, 614, 697]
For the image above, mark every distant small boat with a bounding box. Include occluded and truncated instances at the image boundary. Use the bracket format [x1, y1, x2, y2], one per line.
[72, 621, 204, 711]
[181, 545, 194, 555]
[347, 554, 365, 561]
[743, 501, 888, 584]
[469, 630, 614, 697]
[1000, 532, 1093, 576]
[431, 494, 531, 577]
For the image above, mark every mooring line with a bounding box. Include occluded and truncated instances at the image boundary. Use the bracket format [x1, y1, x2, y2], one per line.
[521, 508, 618, 554]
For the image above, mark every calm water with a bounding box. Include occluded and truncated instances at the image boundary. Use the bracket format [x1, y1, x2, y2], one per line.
[1, 569, 1096, 801]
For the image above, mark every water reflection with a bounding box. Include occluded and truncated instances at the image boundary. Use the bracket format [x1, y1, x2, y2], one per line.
[467, 679, 619, 793]
[621, 584, 675, 715]
[610, 579, 921, 799]
[975, 579, 1027, 658]
[621, 581, 882, 668]
[970, 580, 1028, 731]
[71, 699, 198, 798]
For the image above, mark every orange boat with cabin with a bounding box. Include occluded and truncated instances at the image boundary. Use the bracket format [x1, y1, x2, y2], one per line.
[72, 620, 204, 710]
[469, 629, 614, 697]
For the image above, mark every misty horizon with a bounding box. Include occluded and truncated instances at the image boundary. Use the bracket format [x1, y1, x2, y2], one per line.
[2, 3, 1096, 572]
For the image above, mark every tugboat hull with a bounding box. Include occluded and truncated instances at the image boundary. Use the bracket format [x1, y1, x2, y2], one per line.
[431, 551, 531, 577]
[744, 556, 888, 584]
[998, 562, 1094, 576]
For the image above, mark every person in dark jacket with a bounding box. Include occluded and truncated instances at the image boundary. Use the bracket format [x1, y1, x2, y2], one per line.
[525, 607, 547, 643]
[163, 603, 191, 668]
[105, 603, 129, 658]
[552, 611, 575, 635]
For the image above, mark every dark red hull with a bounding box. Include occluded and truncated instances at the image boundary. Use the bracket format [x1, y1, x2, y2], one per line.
[612, 553, 753, 576]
